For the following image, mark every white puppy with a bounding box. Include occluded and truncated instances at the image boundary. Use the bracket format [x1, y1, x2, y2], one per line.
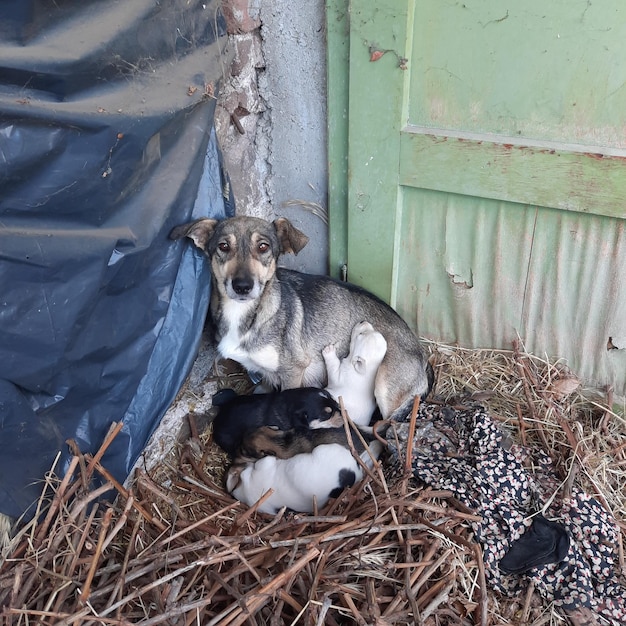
[226, 443, 382, 514]
[323, 321, 388, 426]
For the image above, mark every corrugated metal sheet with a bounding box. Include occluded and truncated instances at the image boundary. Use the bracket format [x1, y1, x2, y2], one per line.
[393, 188, 626, 394]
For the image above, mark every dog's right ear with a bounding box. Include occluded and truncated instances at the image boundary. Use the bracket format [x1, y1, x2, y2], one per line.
[273, 218, 309, 255]
[169, 218, 219, 252]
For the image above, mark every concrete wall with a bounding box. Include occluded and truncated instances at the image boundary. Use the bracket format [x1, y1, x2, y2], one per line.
[134, 1, 329, 473]
[216, 0, 328, 274]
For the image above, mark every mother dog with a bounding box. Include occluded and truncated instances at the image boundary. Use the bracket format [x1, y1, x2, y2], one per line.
[170, 216, 433, 420]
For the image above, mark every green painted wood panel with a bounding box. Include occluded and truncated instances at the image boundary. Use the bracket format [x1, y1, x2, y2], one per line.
[393, 189, 536, 346]
[328, 0, 626, 394]
[399, 131, 626, 219]
[326, 0, 350, 280]
[408, 1, 626, 146]
[343, 0, 412, 302]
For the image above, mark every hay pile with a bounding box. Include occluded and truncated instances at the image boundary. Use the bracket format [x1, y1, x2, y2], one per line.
[1, 340, 624, 626]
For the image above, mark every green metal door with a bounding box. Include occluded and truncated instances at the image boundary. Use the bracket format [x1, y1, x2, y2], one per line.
[327, 0, 626, 395]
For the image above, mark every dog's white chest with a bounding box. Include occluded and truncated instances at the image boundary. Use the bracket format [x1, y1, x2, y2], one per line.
[218, 300, 280, 373]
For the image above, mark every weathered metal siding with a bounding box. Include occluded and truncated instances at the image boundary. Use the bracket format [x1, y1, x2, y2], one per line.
[394, 189, 626, 391]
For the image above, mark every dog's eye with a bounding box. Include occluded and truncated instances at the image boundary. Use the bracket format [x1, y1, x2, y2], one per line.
[218, 242, 230, 252]
[257, 242, 270, 253]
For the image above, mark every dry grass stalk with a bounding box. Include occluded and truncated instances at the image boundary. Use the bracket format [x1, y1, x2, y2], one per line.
[0, 440, 483, 624]
[0, 340, 623, 626]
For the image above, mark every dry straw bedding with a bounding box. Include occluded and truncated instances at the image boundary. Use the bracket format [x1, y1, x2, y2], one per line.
[0, 340, 624, 626]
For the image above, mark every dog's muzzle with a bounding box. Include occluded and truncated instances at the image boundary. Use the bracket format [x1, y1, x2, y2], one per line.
[227, 277, 260, 301]
[232, 276, 254, 296]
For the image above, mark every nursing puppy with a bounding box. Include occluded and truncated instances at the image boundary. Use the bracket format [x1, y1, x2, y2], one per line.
[226, 442, 379, 514]
[170, 216, 434, 420]
[323, 321, 387, 426]
[239, 422, 379, 460]
[211, 387, 341, 456]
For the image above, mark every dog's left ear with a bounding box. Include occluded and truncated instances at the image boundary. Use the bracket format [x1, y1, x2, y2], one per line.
[273, 218, 309, 255]
[169, 218, 219, 252]
[352, 356, 367, 375]
[225, 465, 243, 492]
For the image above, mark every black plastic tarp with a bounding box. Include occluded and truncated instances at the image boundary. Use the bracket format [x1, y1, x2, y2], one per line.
[0, 0, 231, 519]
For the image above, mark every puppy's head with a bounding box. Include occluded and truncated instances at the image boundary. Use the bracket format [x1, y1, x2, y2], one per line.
[169, 216, 309, 302]
[349, 322, 388, 376]
[227, 455, 278, 511]
[289, 388, 343, 429]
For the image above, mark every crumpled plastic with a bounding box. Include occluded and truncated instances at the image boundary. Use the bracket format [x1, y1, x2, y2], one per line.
[0, 0, 232, 519]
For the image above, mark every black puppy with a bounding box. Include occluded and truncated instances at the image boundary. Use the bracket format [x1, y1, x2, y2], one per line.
[211, 387, 341, 456]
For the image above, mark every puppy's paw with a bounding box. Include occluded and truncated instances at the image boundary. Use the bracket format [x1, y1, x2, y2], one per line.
[322, 343, 337, 357]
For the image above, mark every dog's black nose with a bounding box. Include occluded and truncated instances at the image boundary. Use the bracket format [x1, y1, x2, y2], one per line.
[232, 277, 254, 295]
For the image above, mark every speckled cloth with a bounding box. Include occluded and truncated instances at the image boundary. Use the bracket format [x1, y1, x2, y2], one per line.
[386, 402, 626, 625]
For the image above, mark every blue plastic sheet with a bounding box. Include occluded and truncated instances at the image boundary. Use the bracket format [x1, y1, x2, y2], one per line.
[0, 0, 231, 519]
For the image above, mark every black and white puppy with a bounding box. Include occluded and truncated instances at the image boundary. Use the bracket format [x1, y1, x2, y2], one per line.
[211, 387, 341, 456]
[225, 441, 381, 515]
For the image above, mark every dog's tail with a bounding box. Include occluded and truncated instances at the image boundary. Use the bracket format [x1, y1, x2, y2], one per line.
[425, 361, 435, 399]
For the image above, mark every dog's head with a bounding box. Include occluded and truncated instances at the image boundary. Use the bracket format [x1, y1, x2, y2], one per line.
[170, 216, 309, 301]
[348, 321, 388, 376]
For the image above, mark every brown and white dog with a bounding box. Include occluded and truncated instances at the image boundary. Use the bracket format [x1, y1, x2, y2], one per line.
[170, 216, 433, 420]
